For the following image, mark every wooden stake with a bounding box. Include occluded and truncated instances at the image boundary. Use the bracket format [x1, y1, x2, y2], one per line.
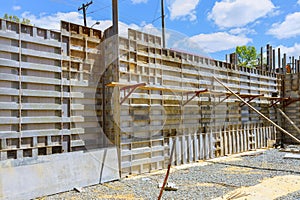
[213, 76, 300, 144]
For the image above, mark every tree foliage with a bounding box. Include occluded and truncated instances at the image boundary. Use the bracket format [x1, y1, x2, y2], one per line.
[236, 46, 257, 67]
[3, 14, 31, 25]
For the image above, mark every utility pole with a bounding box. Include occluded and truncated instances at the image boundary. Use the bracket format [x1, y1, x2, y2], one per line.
[78, 1, 93, 26]
[112, 0, 118, 35]
[161, 0, 166, 48]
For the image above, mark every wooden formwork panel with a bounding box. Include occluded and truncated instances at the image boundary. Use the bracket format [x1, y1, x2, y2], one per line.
[165, 124, 275, 166]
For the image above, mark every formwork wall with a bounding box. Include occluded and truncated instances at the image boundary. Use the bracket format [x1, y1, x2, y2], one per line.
[0, 19, 121, 199]
[0, 19, 110, 161]
[102, 29, 281, 177]
[283, 73, 300, 143]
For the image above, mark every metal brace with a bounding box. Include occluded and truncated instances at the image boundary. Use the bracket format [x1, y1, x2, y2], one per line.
[239, 94, 263, 107]
[182, 89, 208, 106]
[120, 83, 146, 104]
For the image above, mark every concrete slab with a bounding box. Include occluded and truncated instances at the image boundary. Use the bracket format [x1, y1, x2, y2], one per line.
[0, 147, 120, 200]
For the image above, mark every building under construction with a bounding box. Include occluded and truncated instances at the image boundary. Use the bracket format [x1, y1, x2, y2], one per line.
[0, 16, 300, 199]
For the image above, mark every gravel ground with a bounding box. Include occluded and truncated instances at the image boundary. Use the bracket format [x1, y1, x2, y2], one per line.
[39, 149, 300, 200]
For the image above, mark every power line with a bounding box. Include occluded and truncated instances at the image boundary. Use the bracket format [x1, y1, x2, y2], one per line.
[78, 1, 93, 26]
[87, 0, 127, 15]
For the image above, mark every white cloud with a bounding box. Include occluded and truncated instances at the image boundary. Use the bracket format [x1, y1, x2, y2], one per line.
[12, 6, 21, 11]
[276, 43, 300, 58]
[229, 28, 256, 36]
[208, 0, 275, 28]
[298, 0, 300, 5]
[172, 32, 252, 53]
[20, 11, 160, 39]
[131, 0, 148, 4]
[267, 12, 300, 39]
[22, 12, 87, 30]
[22, 11, 116, 32]
[168, 0, 200, 21]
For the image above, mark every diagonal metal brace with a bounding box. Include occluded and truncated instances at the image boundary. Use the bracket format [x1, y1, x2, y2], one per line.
[269, 97, 289, 108]
[120, 83, 146, 104]
[215, 92, 239, 106]
[182, 89, 208, 106]
[239, 94, 263, 107]
[283, 97, 300, 108]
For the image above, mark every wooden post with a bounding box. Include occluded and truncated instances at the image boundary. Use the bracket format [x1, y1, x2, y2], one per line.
[214, 76, 300, 143]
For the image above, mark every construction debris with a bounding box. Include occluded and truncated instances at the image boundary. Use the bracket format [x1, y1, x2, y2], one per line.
[158, 182, 178, 191]
[283, 153, 300, 160]
[280, 145, 300, 153]
[74, 187, 83, 193]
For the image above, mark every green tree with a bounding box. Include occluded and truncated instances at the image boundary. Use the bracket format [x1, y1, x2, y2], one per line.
[236, 45, 257, 67]
[3, 14, 31, 25]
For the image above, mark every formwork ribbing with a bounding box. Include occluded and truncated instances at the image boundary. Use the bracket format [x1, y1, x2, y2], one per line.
[0, 19, 120, 200]
[0, 19, 108, 161]
[283, 73, 300, 143]
[101, 29, 281, 177]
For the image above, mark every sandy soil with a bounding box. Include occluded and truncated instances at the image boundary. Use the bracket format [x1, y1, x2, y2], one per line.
[214, 175, 300, 200]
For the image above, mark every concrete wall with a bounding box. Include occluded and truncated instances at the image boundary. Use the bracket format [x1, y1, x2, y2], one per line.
[0, 147, 119, 200]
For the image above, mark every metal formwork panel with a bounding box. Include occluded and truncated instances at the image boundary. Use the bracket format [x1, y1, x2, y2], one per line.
[0, 19, 105, 162]
[102, 28, 281, 177]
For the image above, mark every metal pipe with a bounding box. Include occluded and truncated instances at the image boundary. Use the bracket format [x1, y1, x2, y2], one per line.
[158, 137, 176, 200]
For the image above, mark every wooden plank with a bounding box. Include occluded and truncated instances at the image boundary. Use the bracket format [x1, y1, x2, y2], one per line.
[209, 131, 214, 159]
[188, 134, 193, 162]
[224, 130, 228, 155]
[240, 127, 244, 152]
[228, 129, 232, 155]
[205, 133, 209, 159]
[199, 133, 204, 160]
[236, 126, 240, 153]
[182, 135, 187, 164]
[194, 133, 199, 160]
[219, 127, 224, 156]
[232, 127, 236, 154]
[175, 137, 181, 165]
[246, 124, 251, 150]
[253, 125, 258, 149]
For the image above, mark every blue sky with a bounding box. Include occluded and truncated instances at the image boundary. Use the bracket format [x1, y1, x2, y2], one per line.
[1, 0, 300, 61]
